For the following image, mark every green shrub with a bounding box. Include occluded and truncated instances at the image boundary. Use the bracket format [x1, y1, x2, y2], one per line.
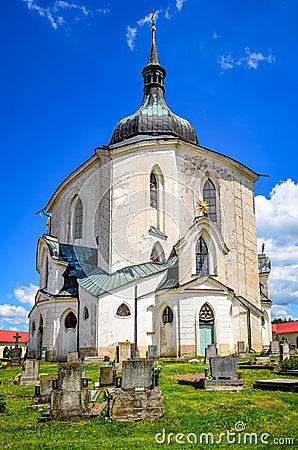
[280, 358, 298, 371]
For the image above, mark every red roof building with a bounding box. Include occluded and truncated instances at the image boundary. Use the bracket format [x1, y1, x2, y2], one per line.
[272, 321, 298, 348]
[0, 330, 28, 358]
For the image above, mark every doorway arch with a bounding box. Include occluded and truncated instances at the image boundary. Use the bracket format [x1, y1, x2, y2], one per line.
[199, 303, 214, 356]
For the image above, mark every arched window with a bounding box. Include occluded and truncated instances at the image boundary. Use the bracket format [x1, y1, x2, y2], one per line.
[150, 172, 158, 208]
[162, 306, 174, 324]
[199, 303, 214, 324]
[151, 242, 165, 263]
[196, 237, 209, 275]
[203, 179, 217, 222]
[83, 307, 89, 320]
[74, 198, 83, 239]
[31, 321, 36, 336]
[65, 311, 77, 330]
[116, 303, 131, 317]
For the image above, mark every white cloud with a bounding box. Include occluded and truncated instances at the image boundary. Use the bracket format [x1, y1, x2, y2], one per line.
[23, 0, 108, 29]
[13, 283, 38, 306]
[0, 304, 29, 326]
[271, 304, 294, 320]
[219, 47, 275, 71]
[165, 8, 171, 20]
[256, 179, 298, 310]
[126, 26, 138, 51]
[176, 0, 186, 12]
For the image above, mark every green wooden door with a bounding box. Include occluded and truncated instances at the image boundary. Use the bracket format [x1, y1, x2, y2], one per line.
[199, 324, 214, 356]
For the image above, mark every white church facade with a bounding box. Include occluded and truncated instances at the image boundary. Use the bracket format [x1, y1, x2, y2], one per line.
[28, 24, 272, 362]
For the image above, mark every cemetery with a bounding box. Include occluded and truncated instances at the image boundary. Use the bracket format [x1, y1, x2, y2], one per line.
[0, 340, 298, 448]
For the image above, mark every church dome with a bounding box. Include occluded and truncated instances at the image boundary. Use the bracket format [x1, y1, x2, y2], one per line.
[109, 22, 198, 146]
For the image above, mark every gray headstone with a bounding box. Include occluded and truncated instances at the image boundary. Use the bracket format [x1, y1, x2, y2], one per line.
[210, 356, 238, 380]
[117, 342, 131, 364]
[100, 366, 114, 386]
[237, 341, 245, 354]
[270, 340, 279, 354]
[147, 345, 158, 359]
[280, 341, 290, 362]
[204, 344, 217, 363]
[20, 359, 39, 385]
[121, 359, 154, 390]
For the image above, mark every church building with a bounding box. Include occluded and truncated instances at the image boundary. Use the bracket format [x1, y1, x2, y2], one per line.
[28, 22, 272, 361]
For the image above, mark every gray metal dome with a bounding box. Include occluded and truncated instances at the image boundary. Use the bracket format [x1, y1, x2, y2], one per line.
[109, 26, 198, 146]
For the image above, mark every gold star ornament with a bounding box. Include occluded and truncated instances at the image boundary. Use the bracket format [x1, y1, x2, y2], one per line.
[196, 200, 209, 215]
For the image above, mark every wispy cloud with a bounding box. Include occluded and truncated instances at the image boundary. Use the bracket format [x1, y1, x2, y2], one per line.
[256, 179, 298, 318]
[176, 0, 186, 12]
[126, 10, 161, 51]
[0, 304, 29, 328]
[126, 26, 138, 51]
[219, 47, 275, 71]
[22, 0, 109, 29]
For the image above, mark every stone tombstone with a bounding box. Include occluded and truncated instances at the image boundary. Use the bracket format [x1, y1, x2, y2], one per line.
[20, 359, 39, 385]
[204, 344, 218, 363]
[32, 373, 57, 405]
[100, 366, 114, 386]
[117, 342, 131, 364]
[147, 345, 158, 359]
[67, 352, 79, 363]
[210, 356, 238, 380]
[121, 359, 154, 390]
[11, 346, 22, 367]
[237, 341, 245, 355]
[280, 341, 290, 362]
[270, 340, 280, 355]
[50, 363, 89, 419]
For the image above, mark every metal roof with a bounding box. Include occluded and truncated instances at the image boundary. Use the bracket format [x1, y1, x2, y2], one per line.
[78, 252, 178, 297]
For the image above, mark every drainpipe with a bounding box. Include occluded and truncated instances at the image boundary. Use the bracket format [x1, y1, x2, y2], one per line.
[76, 283, 80, 359]
[134, 286, 138, 350]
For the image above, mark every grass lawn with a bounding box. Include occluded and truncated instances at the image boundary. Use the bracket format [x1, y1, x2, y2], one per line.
[0, 361, 297, 449]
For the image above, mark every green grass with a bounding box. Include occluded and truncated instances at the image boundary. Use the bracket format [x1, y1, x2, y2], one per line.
[0, 362, 297, 449]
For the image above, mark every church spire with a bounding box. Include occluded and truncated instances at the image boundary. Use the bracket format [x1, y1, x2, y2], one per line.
[109, 13, 198, 146]
[141, 11, 166, 96]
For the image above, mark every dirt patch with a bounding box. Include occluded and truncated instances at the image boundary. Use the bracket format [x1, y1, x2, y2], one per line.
[255, 400, 280, 408]
[169, 373, 205, 382]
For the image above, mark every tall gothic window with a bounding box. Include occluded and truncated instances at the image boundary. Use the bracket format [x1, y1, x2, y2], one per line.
[196, 237, 209, 275]
[65, 311, 77, 330]
[74, 198, 83, 239]
[150, 172, 158, 209]
[203, 179, 217, 222]
[162, 306, 174, 324]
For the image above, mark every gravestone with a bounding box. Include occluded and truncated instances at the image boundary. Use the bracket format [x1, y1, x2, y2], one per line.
[237, 341, 245, 355]
[20, 359, 39, 385]
[199, 356, 243, 391]
[204, 344, 218, 363]
[107, 358, 164, 421]
[100, 366, 114, 386]
[270, 340, 279, 355]
[50, 363, 89, 419]
[117, 342, 131, 364]
[121, 359, 154, 390]
[210, 355, 238, 380]
[254, 356, 271, 363]
[147, 345, 158, 359]
[280, 341, 290, 362]
[10, 332, 23, 366]
[67, 352, 79, 363]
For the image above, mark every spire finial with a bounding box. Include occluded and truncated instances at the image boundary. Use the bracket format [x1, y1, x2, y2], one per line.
[151, 10, 156, 34]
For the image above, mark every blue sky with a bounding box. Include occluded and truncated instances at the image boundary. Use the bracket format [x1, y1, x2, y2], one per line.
[0, 0, 298, 330]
